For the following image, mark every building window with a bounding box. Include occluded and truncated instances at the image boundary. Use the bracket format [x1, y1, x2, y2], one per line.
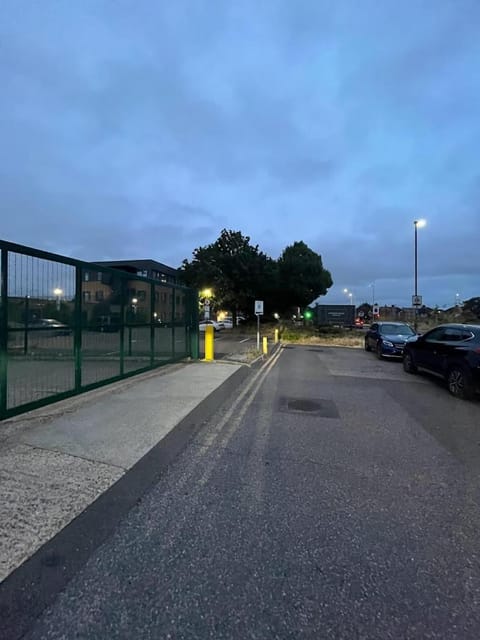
[95, 290, 104, 301]
[97, 272, 103, 282]
[138, 290, 146, 301]
[84, 272, 90, 282]
[83, 291, 91, 302]
[162, 293, 167, 302]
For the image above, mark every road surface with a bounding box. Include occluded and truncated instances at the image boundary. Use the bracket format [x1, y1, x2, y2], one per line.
[13, 345, 480, 638]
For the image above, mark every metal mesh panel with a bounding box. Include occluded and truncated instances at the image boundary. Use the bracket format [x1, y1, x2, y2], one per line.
[0, 240, 197, 420]
[123, 327, 152, 373]
[174, 291, 188, 358]
[6, 251, 75, 409]
[80, 267, 122, 386]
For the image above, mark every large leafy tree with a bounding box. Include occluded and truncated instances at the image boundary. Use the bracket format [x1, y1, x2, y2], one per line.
[180, 229, 275, 317]
[462, 297, 480, 321]
[277, 241, 333, 312]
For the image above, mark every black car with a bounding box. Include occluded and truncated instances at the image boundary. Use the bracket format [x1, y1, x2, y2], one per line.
[365, 321, 416, 358]
[403, 323, 480, 399]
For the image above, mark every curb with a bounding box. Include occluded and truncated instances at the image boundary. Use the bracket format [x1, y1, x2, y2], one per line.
[0, 365, 250, 640]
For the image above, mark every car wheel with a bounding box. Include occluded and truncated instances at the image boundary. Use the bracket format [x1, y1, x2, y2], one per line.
[447, 366, 474, 400]
[403, 351, 417, 374]
[376, 343, 383, 359]
[364, 339, 371, 352]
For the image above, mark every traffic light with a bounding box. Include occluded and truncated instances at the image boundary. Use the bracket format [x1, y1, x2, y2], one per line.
[304, 308, 313, 320]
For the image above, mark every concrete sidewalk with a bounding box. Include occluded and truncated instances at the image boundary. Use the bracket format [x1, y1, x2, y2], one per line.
[0, 360, 246, 583]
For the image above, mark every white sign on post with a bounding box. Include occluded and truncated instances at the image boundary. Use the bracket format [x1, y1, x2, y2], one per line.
[254, 300, 264, 351]
[412, 295, 422, 307]
[254, 300, 264, 315]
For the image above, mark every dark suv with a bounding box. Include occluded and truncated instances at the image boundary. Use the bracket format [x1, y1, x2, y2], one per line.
[403, 323, 480, 399]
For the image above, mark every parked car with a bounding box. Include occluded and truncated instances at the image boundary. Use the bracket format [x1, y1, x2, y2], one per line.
[29, 318, 72, 336]
[365, 321, 416, 358]
[221, 318, 234, 329]
[403, 323, 480, 399]
[199, 320, 222, 332]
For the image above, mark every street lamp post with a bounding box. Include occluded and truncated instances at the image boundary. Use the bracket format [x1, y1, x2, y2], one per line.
[129, 297, 138, 356]
[53, 288, 63, 312]
[413, 219, 426, 331]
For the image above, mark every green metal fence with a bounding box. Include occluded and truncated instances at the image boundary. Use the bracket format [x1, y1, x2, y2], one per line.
[0, 239, 199, 420]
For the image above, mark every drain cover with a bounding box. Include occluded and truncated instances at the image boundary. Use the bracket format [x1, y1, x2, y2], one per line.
[280, 397, 339, 419]
[288, 399, 322, 412]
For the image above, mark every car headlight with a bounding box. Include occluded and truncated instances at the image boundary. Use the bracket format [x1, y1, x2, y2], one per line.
[382, 340, 394, 347]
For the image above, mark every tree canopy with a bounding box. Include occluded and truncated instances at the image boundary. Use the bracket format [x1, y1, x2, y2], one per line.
[179, 230, 333, 318]
[276, 241, 333, 313]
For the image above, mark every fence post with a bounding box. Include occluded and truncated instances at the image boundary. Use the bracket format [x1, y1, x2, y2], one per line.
[74, 266, 82, 391]
[171, 287, 176, 359]
[150, 283, 155, 367]
[0, 248, 8, 418]
[189, 289, 199, 359]
[119, 280, 125, 376]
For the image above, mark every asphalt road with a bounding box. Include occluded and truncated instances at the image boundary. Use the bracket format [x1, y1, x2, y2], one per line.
[16, 346, 480, 638]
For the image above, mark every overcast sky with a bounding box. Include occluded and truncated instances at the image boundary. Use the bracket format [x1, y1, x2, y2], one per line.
[1, 0, 479, 308]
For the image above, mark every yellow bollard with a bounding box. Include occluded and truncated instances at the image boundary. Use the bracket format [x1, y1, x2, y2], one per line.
[204, 325, 214, 361]
[274, 328, 279, 344]
[262, 336, 268, 355]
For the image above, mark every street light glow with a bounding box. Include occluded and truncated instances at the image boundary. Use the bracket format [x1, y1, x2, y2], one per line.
[414, 219, 427, 228]
[132, 297, 138, 305]
[53, 288, 63, 296]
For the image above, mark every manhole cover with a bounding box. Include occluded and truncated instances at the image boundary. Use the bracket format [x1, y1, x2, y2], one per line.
[288, 399, 322, 412]
[280, 397, 340, 419]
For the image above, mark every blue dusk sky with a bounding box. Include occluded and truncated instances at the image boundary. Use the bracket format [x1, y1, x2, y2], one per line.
[1, 0, 479, 308]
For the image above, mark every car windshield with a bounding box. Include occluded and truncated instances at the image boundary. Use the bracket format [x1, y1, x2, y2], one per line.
[380, 324, 414, 336]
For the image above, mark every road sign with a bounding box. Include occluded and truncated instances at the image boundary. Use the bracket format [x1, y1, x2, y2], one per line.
[372, 304, 380, 315]
[412, 295, 422, 307]
[254, 300, 264, 315]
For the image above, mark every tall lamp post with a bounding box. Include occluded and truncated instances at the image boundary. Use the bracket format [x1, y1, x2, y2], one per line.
[413, 219, 427, 331]
[53, 287, 63, 312]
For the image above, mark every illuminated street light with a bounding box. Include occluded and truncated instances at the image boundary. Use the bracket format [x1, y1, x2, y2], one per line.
[413, 219, 427, 331]
[53, 287, 63, 311]
[199, 288, 213, 320]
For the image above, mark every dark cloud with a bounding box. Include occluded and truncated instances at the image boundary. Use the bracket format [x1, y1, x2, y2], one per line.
[0, 0, 479, 307]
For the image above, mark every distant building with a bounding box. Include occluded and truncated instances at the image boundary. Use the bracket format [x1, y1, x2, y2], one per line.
[94, 259, 178, 285]
[81, 259, 184, 325]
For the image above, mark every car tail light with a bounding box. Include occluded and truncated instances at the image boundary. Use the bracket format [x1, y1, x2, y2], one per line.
[475, 347, 480, 355]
